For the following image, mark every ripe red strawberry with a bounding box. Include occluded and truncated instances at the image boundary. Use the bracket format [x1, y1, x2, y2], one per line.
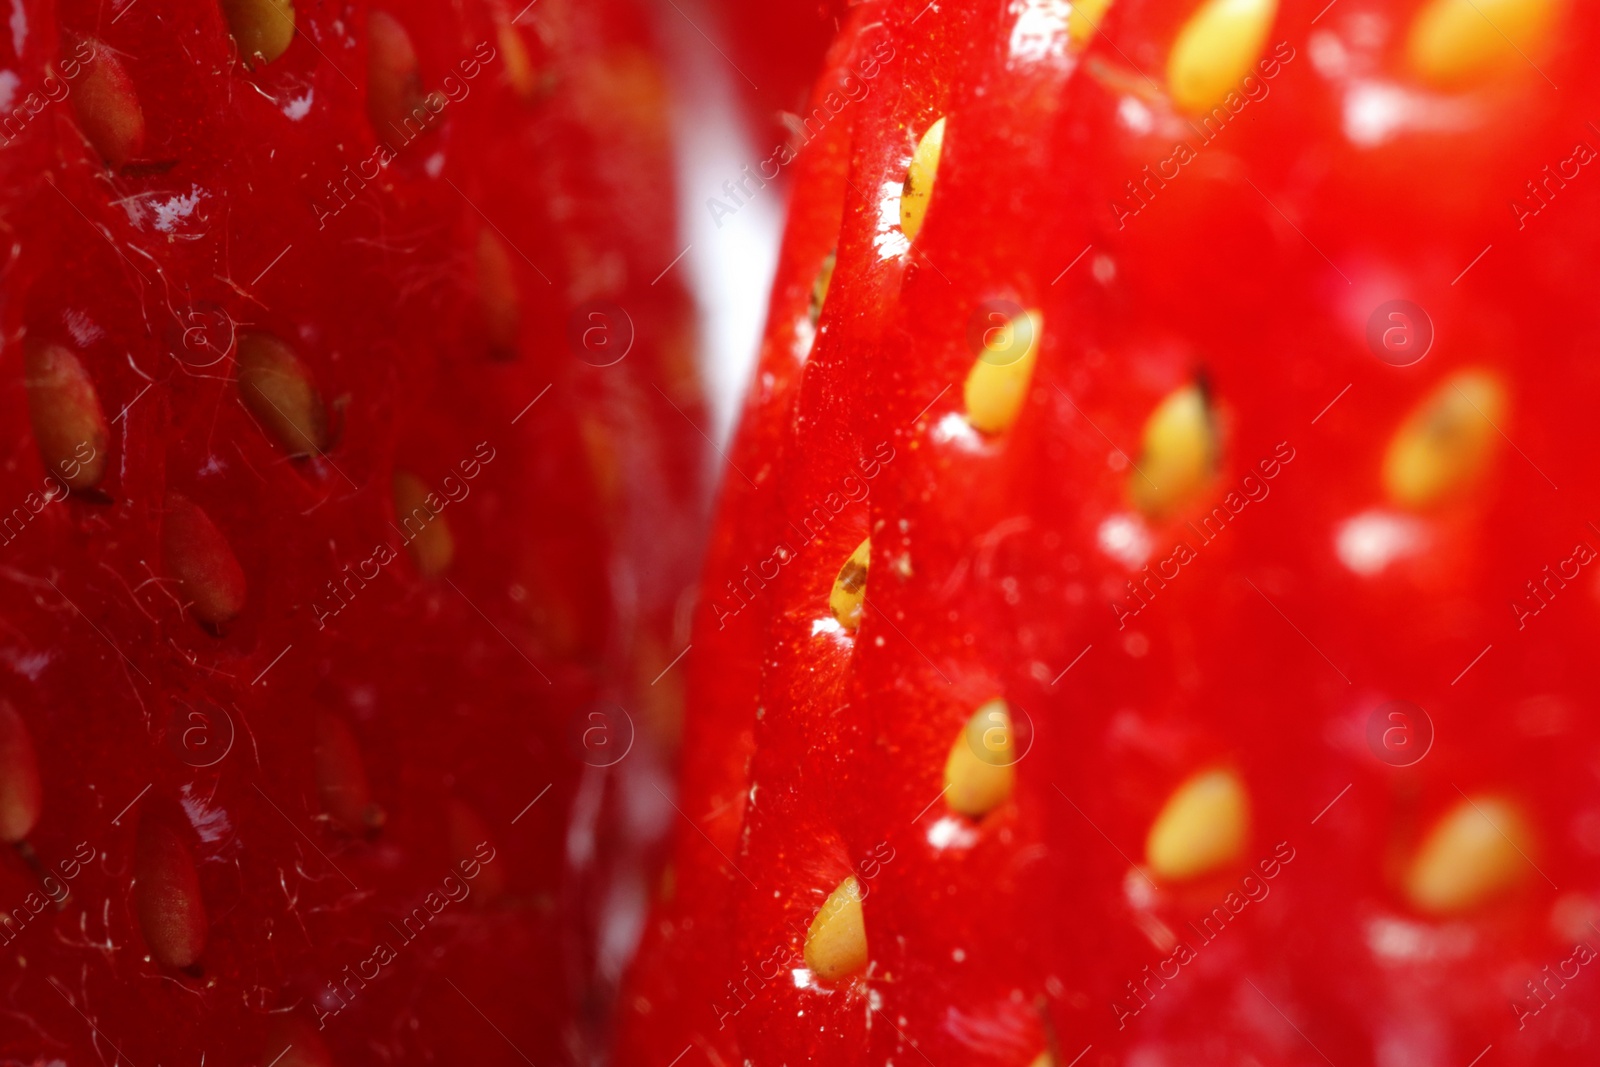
[0, 0, 702, 1063]
[619, 1, 1600, 1065]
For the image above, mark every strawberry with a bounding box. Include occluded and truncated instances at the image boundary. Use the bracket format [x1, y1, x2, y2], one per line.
[0, 0, 701, 1063]
[618, 1, 1600, 1065]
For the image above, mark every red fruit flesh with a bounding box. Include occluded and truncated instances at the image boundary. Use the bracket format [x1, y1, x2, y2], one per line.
[621, 2, 1600, 1065]
[0, 0, 701, 1062]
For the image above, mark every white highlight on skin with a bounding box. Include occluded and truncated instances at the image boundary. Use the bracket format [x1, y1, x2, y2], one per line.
[282, 89, 314, 120]
[927, 815, 978, 850]
[931, 410, 981, 448]
[1009, 0, 1073, 65]
[9, 0, 24, 57]
[1117, 94, 1155, 135]
[812, 616, 843, 637]
[875, 179, 912, 260]
[1335, 509, 1426, 576]
[1098, 513, 1154, 570]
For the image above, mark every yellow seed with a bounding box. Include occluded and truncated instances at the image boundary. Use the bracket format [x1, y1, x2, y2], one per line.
[237, 333, 329, 458]
[810, 250, 837, 326]
[24, 338, 109, 491]
[1146, 768, 1250, 881]
[393, 471, 455, 577]
[1069, 0, 1114, 44]
[900, 116, 946, 243]
[1407, 0, 1560, 89]
[964, 307, 1042, 434]
[0, 701, 42, 845]
[163, 493, 247, 628]
[133, 815, 207, 969]
[944, 698, 1016, 818]
[70, 39, 145, 167]
[1029, 1054, 1055, 1067]
[315, 712, 386, 835]
[804, 876, 868, 981]
[1405, 795, 1533, 914]
[1166, 0, 1279, 114]
[367, 10, 426, 139]
[1382, 368, 1504, 509]
[1130, 382, 1217, 519]
[220, 0, 296, 67]
[828, 537, 871, 628]
[478, 229, 520, 356]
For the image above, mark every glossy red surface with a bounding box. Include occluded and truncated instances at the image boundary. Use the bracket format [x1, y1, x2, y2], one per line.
[620, 1, 1600, 1064]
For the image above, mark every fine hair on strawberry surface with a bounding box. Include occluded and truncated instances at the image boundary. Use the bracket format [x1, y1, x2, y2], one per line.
[0, 0, 705, 1062]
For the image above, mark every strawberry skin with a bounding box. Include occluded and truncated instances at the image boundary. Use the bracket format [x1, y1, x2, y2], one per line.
[620, 1, 1600, 1065]
[0, 0, 701, 1062]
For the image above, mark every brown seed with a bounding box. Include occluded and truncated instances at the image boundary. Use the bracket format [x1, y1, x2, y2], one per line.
[163, 494, 247, 627]
[237, 332, 329, 457]
[393, 470, 455, 578]
[133, 813, 207, 969]
[478, 230, 520, 356]
[69, 39, 145, 167]
[314, 712, 385, 834]
[220, 0, 296, 67]
[367, 11, 427, 140]
[900, 117, 946, 243]
[828, 537, 871, 628]
[23, 338, 109, 492]
[0, 701, 42, 845]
